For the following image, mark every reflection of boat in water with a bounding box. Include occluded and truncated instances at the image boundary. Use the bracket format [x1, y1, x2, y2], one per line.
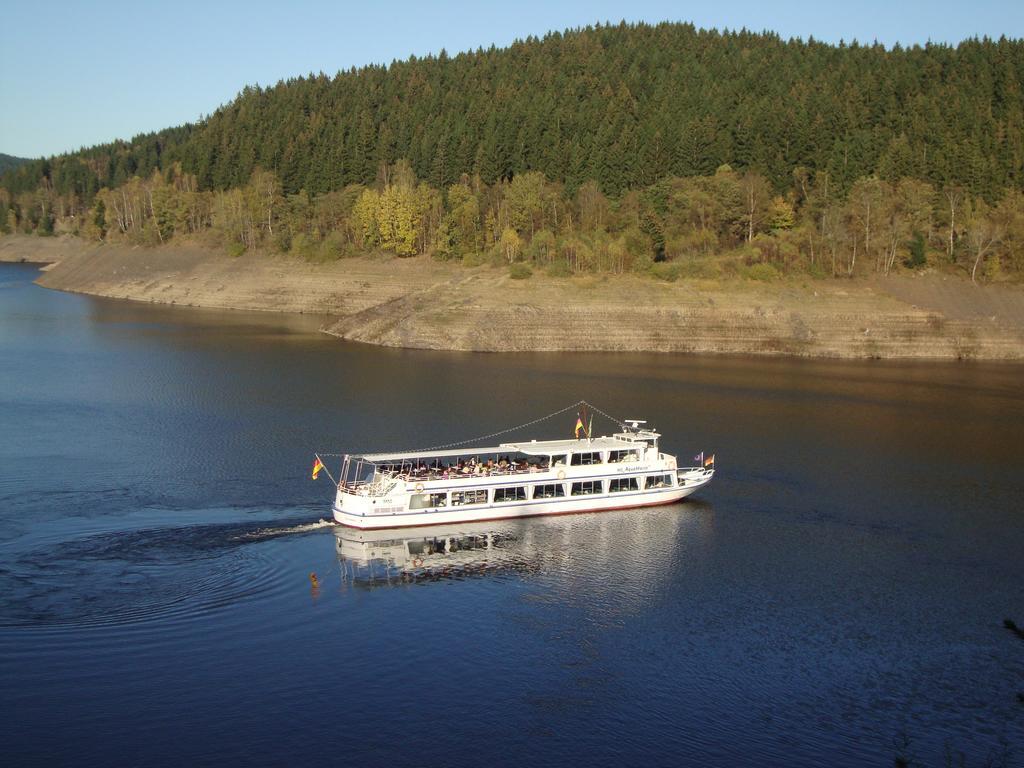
[333, 505, 712, 590]
[327, 406, 714, 529]
[334, 522, 526, 586]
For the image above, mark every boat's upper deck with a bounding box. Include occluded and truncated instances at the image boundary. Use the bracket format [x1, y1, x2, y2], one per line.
[339, 431, 667, 493]
[356, 433, 659, 464]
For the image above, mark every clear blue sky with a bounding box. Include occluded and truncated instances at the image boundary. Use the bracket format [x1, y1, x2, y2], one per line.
[2, 0, 1022, 159]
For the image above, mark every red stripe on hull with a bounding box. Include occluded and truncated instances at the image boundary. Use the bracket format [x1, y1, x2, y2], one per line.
[333, 493, 691, 530]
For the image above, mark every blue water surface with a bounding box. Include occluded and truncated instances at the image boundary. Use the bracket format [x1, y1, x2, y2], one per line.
[1, 262, 1022, 766]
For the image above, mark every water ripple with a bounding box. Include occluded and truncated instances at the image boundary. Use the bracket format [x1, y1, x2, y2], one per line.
[0, 516, 330, 629]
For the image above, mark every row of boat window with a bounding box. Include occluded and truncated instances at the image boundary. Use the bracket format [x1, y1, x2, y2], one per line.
[568, 450, 642, 465]
[376, 448, 646, 481]
[408, 474, 675, 509]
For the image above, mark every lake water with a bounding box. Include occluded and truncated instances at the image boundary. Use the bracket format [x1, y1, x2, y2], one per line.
[1, 262, 1022, 766]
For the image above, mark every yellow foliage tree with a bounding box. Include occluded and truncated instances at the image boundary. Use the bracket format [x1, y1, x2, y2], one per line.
[353, 188, 380, 249]
[768, 196, 795, 231]
[499, 227, 521, 263]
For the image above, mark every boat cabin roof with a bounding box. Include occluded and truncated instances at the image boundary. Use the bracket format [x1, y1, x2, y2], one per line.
[506, 436, 650, 455]
[356, 435, 653, 463]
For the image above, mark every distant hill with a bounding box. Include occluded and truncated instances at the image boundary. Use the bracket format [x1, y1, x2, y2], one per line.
[1, 22, 1023, 286]
[0, 153, 30, 176]
[1, 22, 1022, 201]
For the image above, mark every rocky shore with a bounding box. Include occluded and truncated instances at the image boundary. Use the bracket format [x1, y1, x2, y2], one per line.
[6, 235, 1024, 360]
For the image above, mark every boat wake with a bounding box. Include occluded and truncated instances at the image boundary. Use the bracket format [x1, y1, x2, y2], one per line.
[0, 513, 335, 630]
[235, 518, 336, 541]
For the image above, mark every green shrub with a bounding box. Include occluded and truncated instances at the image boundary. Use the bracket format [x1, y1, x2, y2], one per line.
[432, 246, 457, 262]
[742, 262, 781, 281]
[546, 261, 572, 277]
[487, 247, 506, 267]
[630, 255, 655, 274]
[674, 260, 704, 279]
[273, 231, 292, 253]
[807, 261, 828, 279]
[509, 263, 532, 279]
[525, 229, 556, 263]
[985, 253, 1003, 282]
[318, 232, 346, 261]
[649, 262, 681, 282]
[290, 233, 312, 259]
[904, 231, 926, 269]
[227, 241, 246, 258]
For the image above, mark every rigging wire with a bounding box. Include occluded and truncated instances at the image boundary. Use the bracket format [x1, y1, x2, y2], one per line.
[316, 399, 626, 458]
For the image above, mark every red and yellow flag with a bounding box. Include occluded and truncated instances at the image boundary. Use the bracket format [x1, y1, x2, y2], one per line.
[704, 454, 715, 467]
[311, 457, 325, 480]
[574, 417, 585, 438]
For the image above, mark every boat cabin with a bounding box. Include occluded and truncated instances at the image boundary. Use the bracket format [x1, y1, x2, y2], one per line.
[336, 425, 663, 495]
[329, 412, 713, 528]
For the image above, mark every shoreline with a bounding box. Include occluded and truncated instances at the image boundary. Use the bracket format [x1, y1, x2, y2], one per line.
[5, 234, 1024, 360]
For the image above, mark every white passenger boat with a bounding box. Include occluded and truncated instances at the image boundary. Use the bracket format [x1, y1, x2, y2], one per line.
[324, 406, 714, 529]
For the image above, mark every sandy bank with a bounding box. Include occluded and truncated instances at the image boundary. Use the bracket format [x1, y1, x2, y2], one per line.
[15, 236, 1024, 360]
[0, 234, 89, 264]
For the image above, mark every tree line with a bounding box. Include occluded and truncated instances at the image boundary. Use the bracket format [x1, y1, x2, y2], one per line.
[4, 159, 1021, 282]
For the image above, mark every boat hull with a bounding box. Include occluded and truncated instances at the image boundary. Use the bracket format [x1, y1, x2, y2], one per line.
[333, 481, 707, 529]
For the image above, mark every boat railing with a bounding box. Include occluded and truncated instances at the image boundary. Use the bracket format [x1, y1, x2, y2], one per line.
[392, 464, 552, 485]
[339, 476, 397, 495]
[342, 456, 688, 493]
[339, 466, 545, 496]
[676, 466, 712, 475]
[339, 479, 369, 493]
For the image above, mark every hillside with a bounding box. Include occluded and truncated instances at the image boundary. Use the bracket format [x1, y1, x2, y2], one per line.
[2, 23, 1023, 200]
[0, 153, 30, 175]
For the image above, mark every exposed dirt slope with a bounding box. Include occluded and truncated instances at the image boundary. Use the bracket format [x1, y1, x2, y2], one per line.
[13, 236, 1024, 360]
[0, 234, 87, 263]
[876, 272, 1024, 327]
[324, 271, 1024, 359]
[32, 238, 461, 317]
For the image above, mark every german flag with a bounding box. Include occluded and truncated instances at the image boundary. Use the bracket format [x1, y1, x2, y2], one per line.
[312, 456, 325, 480]
[574, 417, 585, 439]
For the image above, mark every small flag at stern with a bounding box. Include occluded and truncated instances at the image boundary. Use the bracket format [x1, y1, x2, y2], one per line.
[312, 456, 325, 480]
[704, 454, 715, 467]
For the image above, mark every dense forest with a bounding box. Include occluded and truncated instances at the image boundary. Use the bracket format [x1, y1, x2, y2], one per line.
[0, 154, 29, 175]
[2, 22, 1023, 281]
